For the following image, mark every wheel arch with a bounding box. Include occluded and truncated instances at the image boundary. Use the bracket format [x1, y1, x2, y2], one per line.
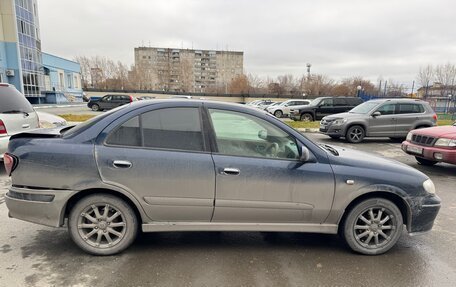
[337, 191, 411, 234]
[61, 188, 146, 226]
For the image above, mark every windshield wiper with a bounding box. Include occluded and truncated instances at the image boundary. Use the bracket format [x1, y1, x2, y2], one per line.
[1, 110, 29, 116]
[320, 144, 339, 156]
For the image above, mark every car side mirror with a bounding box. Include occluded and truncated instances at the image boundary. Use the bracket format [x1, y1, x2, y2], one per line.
[372, 111, 381, 117]
[258, 130, 268, 140]
[300, 146, 311, 162]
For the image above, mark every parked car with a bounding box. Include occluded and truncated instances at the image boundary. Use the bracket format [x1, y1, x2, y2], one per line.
[171, 95, 192, 99]
[320, 99, 437, 143]
[137, 96, 155, 101]
[401, 125, 456, 166]
[247, 100, 275, 109]
[36, 112, 67, 128]
[87, 94, 135, 111]
[0, 83, 39, 160]
[290, 97, 363, 121]
[4, 100, 440, 256]
[267, 99, 311, 118]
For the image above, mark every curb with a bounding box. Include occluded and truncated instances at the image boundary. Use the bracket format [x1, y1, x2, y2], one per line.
[296, 128, 319, 133]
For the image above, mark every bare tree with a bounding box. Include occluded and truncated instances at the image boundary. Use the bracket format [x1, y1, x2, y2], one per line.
[228, 74, 250, 94]
[434, 63, 456, 97]
[417, 65, 434, 98]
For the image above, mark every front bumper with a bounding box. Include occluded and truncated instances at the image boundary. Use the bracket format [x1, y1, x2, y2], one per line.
[319, 123, 346, 136]
[0, 135, 10, 159]
[5, 186, 76, 227]
[401, 141, 456, 165]
[408, 194, 441, 234]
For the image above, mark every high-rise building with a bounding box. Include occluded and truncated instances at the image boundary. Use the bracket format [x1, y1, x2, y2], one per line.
[0, 0, 82, 103]
[134, 47, 243, 93]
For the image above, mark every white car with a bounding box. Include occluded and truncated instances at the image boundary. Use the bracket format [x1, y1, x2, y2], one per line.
[36, 111, 67, 128]
[0, 84, 40, 160]
[266, 99, 311, 118]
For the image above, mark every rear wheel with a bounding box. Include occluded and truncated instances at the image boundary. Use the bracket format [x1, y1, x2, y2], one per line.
[300, 113, 313, 122]
[415, 157, 438, 166]
[342, 198, 403, 255]
[346, 125, 365, 143]
[274, 110, 283, 118]
[91, 104, 100, 111]
[68, 194, 138, 255]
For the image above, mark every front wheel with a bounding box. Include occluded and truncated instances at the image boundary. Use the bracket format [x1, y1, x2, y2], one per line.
[415, 157, 438, 166]
[342, 198, 403, 255]
[68, 194, 138, 255]
[346, 125, 365, 143]
[91, 104, 100, 111]
[274, 110, 283, 118]
[300, 113, 314, 122]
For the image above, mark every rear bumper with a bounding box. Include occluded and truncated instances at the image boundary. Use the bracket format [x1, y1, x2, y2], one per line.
[408, 194, 441, 234]
[0, 135, 10, 159]
[5, 186, 76, 227]
[401, 141, 456, 164]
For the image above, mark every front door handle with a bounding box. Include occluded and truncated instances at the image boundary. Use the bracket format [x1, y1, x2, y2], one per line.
[221, 167, 240, 176]
[22, 124, 30, 129]
[112, 160, 132, 169]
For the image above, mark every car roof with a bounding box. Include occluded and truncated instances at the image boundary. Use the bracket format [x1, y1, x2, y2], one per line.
[367, 98, 426, 103]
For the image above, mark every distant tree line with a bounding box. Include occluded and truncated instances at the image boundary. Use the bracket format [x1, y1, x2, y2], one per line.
[75, 55, 425, 97]
[417, 63, 456, 98]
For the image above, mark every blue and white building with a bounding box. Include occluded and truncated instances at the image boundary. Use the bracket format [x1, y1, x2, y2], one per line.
[0, 0, 82, 103]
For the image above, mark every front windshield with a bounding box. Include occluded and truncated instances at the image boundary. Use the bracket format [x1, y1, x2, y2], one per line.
[349, 102, 380, 114]
[309, 98, 323, 106]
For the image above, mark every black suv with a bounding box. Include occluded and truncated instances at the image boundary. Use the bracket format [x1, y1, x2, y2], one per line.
[88, 94, 135, 111]
[290, 97, 363, 121]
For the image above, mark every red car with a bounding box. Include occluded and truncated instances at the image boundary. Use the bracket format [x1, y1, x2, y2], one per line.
[402, 124, 456, 166]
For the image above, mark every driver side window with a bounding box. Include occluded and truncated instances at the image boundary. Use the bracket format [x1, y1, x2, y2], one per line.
[209, 109, 300, 160]
[376, 104, 395, 115]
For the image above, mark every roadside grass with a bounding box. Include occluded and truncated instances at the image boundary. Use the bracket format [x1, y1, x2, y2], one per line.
[59, 114, 95, 122]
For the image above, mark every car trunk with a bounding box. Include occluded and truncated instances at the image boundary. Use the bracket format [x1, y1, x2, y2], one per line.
[1, 112, 39, 135]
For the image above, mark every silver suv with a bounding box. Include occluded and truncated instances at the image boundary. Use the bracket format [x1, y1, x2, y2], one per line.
[320, 99, 437, 143]
[0, 84, 39, 159]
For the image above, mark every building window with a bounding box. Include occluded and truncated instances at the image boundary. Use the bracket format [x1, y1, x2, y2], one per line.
[59, 73, 64, 89]
[67, 74, 72, 88]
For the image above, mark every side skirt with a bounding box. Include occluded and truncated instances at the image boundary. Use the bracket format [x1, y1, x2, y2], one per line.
[142, 222, 338, 234]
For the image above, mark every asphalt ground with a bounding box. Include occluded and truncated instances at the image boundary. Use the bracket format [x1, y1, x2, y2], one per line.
[0, 126, 455, 286]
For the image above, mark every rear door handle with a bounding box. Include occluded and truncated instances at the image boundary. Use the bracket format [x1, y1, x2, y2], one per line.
[221, 167, 240, 176]
[112, 160, 132, 169]
[22, 124, 30, 128]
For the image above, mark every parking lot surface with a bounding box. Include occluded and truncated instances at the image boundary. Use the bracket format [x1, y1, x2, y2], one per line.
[1, 133, 455, 287]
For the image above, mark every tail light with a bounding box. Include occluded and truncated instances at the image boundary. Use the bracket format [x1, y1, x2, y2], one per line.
[433, 114, 438, 121]
[0, 119, 7, 135]
[3, 153, 18, 176]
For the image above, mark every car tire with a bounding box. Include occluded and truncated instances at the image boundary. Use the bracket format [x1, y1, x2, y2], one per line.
[68, 194, 138, 256]
[415, 157, 438, 166]
[91, 104, 100, 111]
[274, 110, 283, 118]
[342, 198, 403, 255]
[346, 125, 365, 143]
[300, 113, 313, 122]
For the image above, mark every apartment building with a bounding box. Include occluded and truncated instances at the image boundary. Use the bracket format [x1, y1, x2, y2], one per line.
[134, 47, 243, 93]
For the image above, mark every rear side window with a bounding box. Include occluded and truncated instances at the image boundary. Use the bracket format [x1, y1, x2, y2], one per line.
[0, 86, 34, 113]
[397, 104, 424, 114]
[141, 108, 204, 151]
[106, 107, 205, 152]
[334, 98, 348, 106]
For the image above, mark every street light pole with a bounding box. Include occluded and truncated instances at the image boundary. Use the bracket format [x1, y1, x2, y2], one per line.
[356, 85, 362, 98]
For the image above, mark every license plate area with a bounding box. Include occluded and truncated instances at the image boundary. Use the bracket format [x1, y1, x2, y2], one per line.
[407, 145, 423, 155]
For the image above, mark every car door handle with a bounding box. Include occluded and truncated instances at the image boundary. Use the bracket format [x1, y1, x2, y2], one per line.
[112, 160, 132, 169]
[22, 124, 30, 128]
[221, 167, 240, 176]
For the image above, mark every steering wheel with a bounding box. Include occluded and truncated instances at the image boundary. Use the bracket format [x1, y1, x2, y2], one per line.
[265, 142, 280, 158]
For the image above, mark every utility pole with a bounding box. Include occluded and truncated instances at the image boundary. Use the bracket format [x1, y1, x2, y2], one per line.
[411, 80, 415, 97]
[306, 63, 312, 81]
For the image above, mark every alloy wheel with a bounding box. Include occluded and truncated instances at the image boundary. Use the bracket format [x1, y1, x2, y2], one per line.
[349, 128, 363, 142]
[77, 204, 127, 249]
[353, 207, 396, 249]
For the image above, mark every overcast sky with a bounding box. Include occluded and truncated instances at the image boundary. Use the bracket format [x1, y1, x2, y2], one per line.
[38, 0, 456, 88]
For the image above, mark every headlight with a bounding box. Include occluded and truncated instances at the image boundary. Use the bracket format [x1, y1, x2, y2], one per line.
[406, 132, 413, 141]
[423, 179, 436, 194]
[332, 118, 347, 125]
[434, 138, 456, 147]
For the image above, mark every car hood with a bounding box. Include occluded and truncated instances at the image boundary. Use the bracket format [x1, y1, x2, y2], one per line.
[324, 112, 363, 120]
[412, 126, 456, 139]
[326, 144, 428, 181]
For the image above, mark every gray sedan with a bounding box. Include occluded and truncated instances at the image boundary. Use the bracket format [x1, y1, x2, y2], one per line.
[4, 100, 440, 255]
